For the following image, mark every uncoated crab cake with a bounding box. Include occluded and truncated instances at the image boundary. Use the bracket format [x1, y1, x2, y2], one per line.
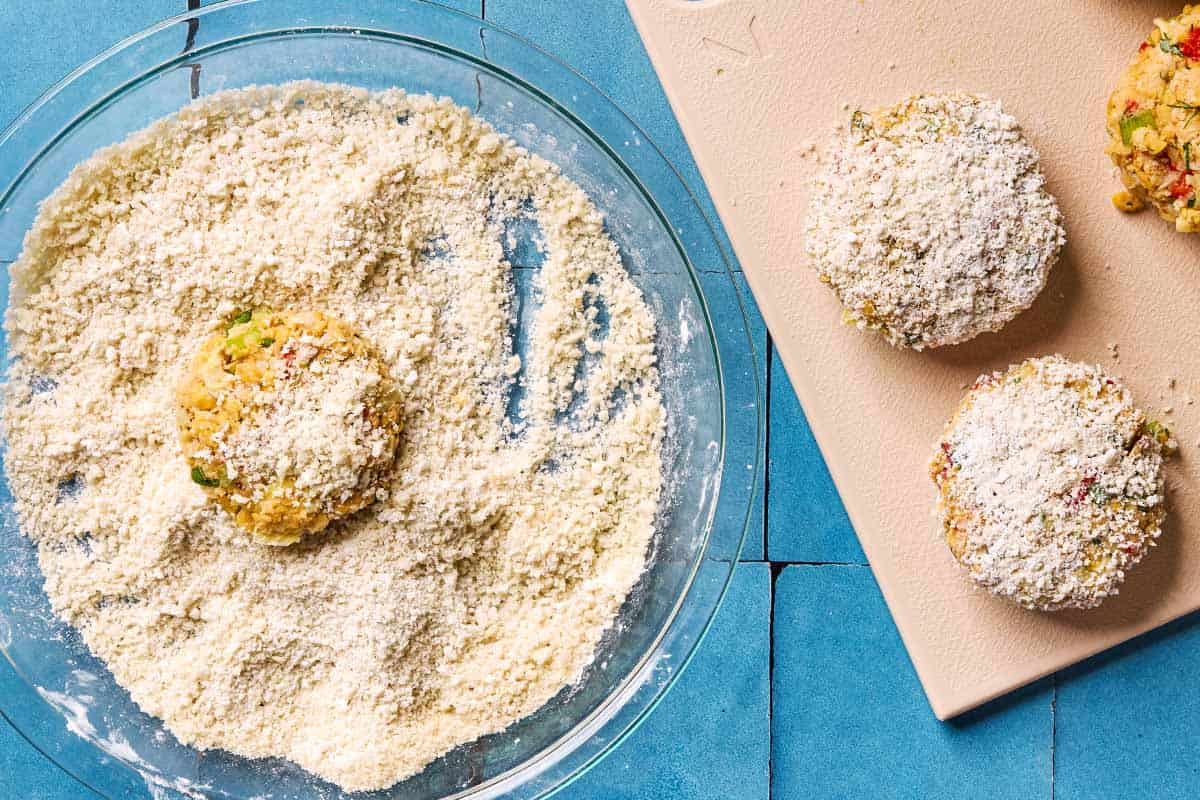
[177, 309, 404, 545]
[929, 356, 1173, 612]
[1106, 5, 1200, 231]
[804, 92, 1065, 350]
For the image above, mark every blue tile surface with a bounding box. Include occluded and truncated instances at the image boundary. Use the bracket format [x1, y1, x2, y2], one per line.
[559, 563, 770, 800]
[771, 566, 1053, 800]
[0, 2, 179, 130]
[737, 273, 767, 560]
[767, 351, 864, 564]
[0, 717, 87, 800]
[1055, 615, 1200, 800]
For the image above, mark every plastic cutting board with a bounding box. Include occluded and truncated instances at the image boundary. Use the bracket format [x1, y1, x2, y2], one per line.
[627, 0, 1200, 718]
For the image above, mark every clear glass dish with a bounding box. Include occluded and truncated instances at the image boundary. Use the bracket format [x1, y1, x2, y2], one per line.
[0, 2, 761, 798]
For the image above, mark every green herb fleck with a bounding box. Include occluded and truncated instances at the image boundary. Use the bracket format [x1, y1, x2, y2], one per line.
[1088, 483, 1108, 507]
[1161, 36, 1184, 57]
[191, 466, 221, 488]
[1091, 537, 1102, 546]
[259, 337, 276, 348]
[230, 309, 253, 326]
[1168, 102, 1200, 130]
[1186, 141, 1193, 170]
[1145, 419, 1171, 442]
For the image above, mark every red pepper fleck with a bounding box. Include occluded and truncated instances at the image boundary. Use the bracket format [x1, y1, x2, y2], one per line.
[1169, 171, 1194, 200]
[1121, 544, 1140, 556]
[1105, 378, 1115, 386]
[1070, 474, 1098, 508]
[1181, 26, 1200, 59]
[1124, 98, 1140, 113]
[940, 441, 954, 465]
[1139, 40, 1151, 52]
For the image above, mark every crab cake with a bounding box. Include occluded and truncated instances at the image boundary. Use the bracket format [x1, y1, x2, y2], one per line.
[805, 92, 1065, 350]
[177, 309, 404, 545]
[929, 356, 1172, 611]
[1106, 5, 1200, 231]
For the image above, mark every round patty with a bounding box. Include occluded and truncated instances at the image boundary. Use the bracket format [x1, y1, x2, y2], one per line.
[176, 309, 403, 545]
[805, 92, 1065, 350]
[1106, 5, 1200, 231]
[929, 356, 1172, 611]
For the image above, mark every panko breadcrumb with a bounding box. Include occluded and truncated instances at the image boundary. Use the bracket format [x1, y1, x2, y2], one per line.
[1106, 5, 1200, 231]
[805, 92, 1065, 350]
[930, 356, 1172, 611]
[2, 82, 664, 792]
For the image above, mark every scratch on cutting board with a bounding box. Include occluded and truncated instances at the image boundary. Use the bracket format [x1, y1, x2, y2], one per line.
[701, 14, 767, 62]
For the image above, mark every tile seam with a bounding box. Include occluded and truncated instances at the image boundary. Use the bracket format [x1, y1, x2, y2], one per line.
[761, 331, 772, 561]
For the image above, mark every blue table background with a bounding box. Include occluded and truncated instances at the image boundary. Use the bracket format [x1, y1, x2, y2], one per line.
[2, 2, 1199, 798]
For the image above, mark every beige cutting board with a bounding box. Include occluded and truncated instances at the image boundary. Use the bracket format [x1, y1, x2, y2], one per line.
[627, 0, 1200, 718]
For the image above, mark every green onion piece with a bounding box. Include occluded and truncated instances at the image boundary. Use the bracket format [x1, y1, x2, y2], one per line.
[191, 466, 221, 487]
[1120, 109, 1157, 145]
[1160, 37, 1184, 57]
[259, 337, 276, 348]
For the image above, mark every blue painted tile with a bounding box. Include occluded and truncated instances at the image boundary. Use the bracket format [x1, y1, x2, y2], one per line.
[0, 1, 180, 131]
[767, 354, 864, 564]
[485, 0, 738, 272]
[0, 717, 97, 800]
[733, 274, 766, 560]
[692, 271, 765, 561]
[772, 566, 1052, 800]
[1056, 613, 1200, 800]
[560, 563, 770, 800]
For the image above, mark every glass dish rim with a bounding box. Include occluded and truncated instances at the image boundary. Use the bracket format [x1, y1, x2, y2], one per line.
[0, 2, 764, 798]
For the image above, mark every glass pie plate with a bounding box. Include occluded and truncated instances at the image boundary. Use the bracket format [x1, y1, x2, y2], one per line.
[0, 1, 761, 798]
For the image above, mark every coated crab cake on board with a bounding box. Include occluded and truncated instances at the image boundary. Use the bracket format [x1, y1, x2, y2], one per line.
[929, 356, 1173, 612]
[1106, 5, 1200, 231]
[805, 92, 1065, 350]
[177, 309, 404, 545]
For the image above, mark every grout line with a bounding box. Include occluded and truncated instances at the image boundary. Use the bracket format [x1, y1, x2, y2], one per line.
[771, 560, 869, 567]
[761, 332, 772, 560]
[182, 0, 202, 99]
[1050, 673, 1057, 800]
[474, 2, 486, 112]
[183, 0, 200, 51]
[767, 562, 782, 800]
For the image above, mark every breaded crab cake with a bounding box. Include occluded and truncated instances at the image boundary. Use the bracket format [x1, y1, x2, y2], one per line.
[177, 309, 404, 545]
[805, 92, 1064, 350]
[1107, 5, 1200, 231]
[929, 356, 1173, 611]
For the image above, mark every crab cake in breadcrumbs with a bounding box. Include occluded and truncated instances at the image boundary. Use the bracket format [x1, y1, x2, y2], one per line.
[1107, 5, 1200, 231]
[929, 356, 1173, 611]
[177, 309, 404, 545]
[805, 92, 1064, 350]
